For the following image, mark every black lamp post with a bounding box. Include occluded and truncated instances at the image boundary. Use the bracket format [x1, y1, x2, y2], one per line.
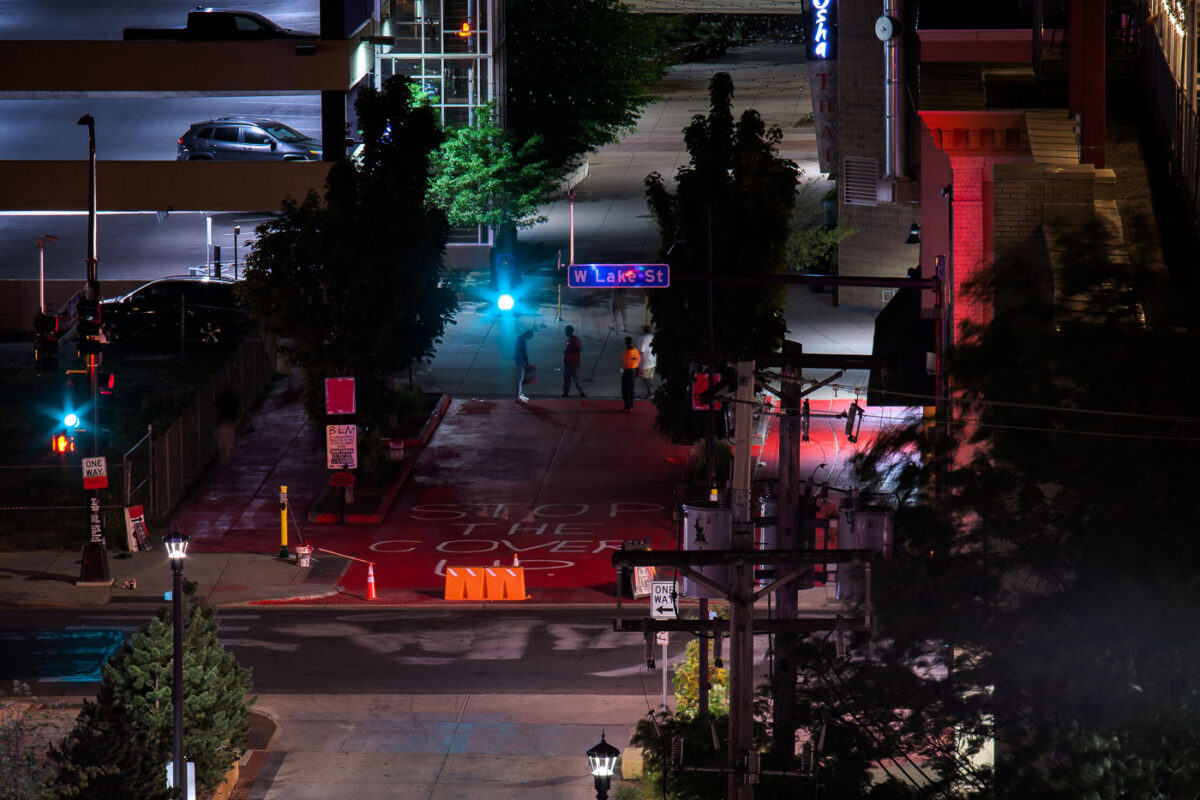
[163, 529, 190, 797]
[587, 731, 621, 800]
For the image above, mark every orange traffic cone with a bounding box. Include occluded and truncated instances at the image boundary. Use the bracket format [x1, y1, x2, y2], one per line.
[513, 553, 520, 567]
[366, 563, 377, 601]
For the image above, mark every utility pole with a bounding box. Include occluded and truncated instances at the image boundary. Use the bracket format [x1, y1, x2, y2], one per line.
[771, 359, 804, 758]
[727, 359, 756, 800]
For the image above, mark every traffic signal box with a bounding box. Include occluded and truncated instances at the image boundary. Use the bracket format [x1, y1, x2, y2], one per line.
[97, 370, 115, 429]
[33, 312, 58, 371]
[76, 296, 103, 357]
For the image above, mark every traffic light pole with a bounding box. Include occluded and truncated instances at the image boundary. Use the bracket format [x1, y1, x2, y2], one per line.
[77, 113, 109, 586]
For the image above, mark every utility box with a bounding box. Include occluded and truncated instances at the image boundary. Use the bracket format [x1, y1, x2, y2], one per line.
[681, 501, 731, 598]
[835, 508, 893, 601]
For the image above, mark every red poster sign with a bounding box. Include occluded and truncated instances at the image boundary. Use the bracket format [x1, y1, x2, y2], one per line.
[325, 378, 356, 415]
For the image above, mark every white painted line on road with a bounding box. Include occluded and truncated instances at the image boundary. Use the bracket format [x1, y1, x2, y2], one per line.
[218, 638, 300, 652]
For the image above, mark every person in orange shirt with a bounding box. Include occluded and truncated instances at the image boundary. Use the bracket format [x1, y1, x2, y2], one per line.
[620, 336, 641, 411]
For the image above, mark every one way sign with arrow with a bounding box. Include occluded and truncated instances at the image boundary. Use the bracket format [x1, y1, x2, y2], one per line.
[651, 580, 677, 619]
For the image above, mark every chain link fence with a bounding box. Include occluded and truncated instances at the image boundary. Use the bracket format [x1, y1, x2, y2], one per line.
[0, 330, 277, 549]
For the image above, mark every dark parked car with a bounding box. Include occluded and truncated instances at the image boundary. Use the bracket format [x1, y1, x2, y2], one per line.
[123, 8, 319, 40]
[177, 117, 322, 161]
[101, 276, 250, 346]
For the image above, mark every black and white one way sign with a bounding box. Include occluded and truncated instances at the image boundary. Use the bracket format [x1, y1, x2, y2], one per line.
[651, 580, 677, 619]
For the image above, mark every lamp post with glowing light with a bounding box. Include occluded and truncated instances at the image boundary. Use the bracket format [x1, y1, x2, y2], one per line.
[164, 529, 190, 797]
[587, 732, 621, 800]
[36, 234, 57, 314]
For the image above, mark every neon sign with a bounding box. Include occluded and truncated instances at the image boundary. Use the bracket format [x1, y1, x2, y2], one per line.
[808, 0, 837, 60]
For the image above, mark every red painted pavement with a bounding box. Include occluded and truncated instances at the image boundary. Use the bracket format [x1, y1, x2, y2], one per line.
[334, 398, 693, 603]
[174, 382, 914, 605]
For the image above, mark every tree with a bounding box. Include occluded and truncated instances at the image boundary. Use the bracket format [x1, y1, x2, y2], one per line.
[644, 72, 798, 443]
[45, 683, 172, 800]
[787, 180, 854, 274]
[100, 583, 253, 793]
[429, 102, 554, 251]
[807, 222, 1200, 798]
[240, 75, 458, 430]
[505, 0, 668, 174]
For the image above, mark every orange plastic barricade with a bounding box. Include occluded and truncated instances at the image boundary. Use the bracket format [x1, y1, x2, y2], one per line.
[444, 567, 486, 600]
[444, 566, 528, 601]
[484, 567, 528, 601]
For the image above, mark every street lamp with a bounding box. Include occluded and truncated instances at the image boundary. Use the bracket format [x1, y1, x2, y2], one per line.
[163, 528, 190, 798]
[586, 731, 621, 800]
[35, 234, 57, 314]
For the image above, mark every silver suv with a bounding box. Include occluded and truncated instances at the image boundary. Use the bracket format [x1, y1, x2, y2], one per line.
[176, 117, 322, 161]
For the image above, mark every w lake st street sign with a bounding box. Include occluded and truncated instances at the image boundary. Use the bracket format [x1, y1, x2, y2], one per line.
[567, 263, 670, 289]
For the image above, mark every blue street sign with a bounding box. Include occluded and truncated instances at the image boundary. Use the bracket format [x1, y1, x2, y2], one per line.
[566, 263, 670, 289]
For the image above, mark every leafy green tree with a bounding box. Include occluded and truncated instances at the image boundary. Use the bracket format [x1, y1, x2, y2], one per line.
[430, 102, 551, 230]
[429, 102, 554, 251]
[818, 222, 1200, 798]
[45, 683, 172, 800]
[645, 72, 798, 443]
[505, 0, 668, 174]
[240, 75, 458, 430]
[101, 583, 253, 793]
[788, 181, 854, 274]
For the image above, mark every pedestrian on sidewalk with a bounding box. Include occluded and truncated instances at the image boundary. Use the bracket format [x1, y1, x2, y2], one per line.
[610, 288, 628, 332]
[514, 329, 534, 403]
[636, 324, 656, 399]
[620, 335, 641, 411]
[562, 325, 586, 397]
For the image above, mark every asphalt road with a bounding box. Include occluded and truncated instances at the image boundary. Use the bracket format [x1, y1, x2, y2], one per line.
[0, 606, 769, 697]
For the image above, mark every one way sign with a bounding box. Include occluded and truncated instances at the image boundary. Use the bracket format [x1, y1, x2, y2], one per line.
[651, 580, 677, 619]
[82, 456, 108, 490]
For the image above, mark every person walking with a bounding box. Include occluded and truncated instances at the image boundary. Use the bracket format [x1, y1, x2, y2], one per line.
[562, 325, 586, 397]
[514, 329, 534, 403]
[620, 335, 641, 411]
[610, 288, 628, 332]
[636, 324, 656, 399]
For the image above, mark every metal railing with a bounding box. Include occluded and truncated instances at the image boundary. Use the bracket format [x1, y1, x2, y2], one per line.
[1142, 30, 1200, 233]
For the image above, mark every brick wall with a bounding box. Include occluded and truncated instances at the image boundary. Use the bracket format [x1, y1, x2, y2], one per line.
[835, 0, 920, 308]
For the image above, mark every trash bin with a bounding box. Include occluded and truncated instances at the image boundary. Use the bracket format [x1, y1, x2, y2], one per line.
[296, 545, 313, 568]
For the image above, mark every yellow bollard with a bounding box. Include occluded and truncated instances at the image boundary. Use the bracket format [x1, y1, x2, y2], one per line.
[279, 485, 288, 558]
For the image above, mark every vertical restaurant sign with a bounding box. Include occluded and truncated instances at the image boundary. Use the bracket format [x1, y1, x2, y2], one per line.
[807, 0, 837, 60]
[807, 0, 838, 174]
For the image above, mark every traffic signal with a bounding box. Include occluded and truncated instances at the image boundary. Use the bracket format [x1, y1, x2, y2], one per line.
[51, 432, 75, 453]
[690, 371, 724, 411]
[63, 369, 88, 432]
[76, 296, 103, 356]
[96, 370, 115, 428]
[456, 21, 472, 37]
[33, 312, 58, 371]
